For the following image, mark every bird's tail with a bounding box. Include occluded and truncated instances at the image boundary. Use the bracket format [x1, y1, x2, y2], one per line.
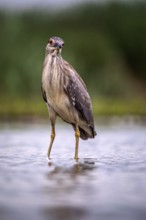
[72, 124, 96, 140]
[79, 126, 97, 140]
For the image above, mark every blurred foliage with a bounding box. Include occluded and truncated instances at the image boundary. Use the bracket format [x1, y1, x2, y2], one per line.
[0, 98, 146, 119]
[0, 1, 146, 116]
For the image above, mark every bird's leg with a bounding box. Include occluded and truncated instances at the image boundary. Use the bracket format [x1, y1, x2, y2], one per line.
[47, 108, 57, 159]
[74, 126, 80, 160]
[48, 125, 55, 159]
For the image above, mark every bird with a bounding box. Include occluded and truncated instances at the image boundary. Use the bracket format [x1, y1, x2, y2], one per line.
[41, 36, 96, 160]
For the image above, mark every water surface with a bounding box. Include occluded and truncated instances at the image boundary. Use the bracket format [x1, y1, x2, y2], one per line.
[0, 120, 146, 220]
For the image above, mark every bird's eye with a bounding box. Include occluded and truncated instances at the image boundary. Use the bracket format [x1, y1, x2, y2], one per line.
[49, 39, 53, 45]
[62, 43, 64, 47]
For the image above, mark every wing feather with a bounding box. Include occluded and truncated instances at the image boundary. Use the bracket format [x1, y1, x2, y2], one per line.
[63, 62, 95, 134]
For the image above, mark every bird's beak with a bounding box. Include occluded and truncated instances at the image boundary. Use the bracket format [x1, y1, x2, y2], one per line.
[54, 43, 62, 49]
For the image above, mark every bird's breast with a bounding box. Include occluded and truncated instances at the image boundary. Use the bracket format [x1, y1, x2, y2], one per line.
[42, 55, 64, 97]
[42, 55, 70, 112]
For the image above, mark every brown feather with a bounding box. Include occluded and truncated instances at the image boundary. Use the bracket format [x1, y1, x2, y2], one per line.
[42, 37, 96, 140]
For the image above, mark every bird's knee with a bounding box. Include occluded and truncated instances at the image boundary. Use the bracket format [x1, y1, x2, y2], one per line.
[51, 132, 55, 139]
[75, 129, 80, 138]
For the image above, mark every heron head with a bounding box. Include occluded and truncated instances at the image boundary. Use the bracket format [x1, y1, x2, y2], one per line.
[46, 37, 64, 55]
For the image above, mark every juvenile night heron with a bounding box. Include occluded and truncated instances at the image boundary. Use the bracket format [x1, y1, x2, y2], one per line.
[41, 36, 96, 160]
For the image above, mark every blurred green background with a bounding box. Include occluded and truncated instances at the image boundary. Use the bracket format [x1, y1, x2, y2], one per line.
[0, 1, 146, 118]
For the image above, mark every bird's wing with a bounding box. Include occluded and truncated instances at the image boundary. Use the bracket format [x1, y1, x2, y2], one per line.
[63, 62, 95, 129]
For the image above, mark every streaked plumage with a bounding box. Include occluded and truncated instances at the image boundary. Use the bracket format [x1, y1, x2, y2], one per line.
[41, 36, 96, 159]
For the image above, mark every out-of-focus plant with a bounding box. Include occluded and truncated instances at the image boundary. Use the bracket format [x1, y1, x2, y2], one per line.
[0, 1, 146, 101]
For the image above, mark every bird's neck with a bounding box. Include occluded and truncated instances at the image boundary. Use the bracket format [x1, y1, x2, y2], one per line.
[43, 52, 63, 73]
[45, 49, 62, 57]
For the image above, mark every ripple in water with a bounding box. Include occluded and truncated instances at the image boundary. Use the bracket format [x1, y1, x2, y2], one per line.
[0, 122, 146, 220]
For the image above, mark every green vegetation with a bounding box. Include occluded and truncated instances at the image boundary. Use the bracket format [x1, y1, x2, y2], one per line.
[0, 98, 146, 119]
[0, 1, 146, 117]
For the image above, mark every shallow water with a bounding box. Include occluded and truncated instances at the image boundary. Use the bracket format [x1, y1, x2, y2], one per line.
[0, 120, 146, 220]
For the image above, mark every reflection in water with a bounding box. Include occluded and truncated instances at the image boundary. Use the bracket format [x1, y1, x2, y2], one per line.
[48, 158, 96, 174]
[45, 158, 97, 194]
[43, 206, 88, 220]
[42, 158, 97, 220]
[0, 123, 146, 220]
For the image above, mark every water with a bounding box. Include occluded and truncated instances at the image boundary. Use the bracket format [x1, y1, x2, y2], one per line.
[0, 120, 146, 220]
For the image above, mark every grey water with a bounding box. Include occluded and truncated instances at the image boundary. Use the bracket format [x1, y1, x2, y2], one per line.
[0, 119, 146, 220]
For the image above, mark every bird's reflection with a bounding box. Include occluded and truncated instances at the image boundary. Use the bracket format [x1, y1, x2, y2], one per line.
[42, 205, 88, 220]
[42, 158, 97, 220]
[44, 158, 98, 204]
[47, 158, 97, 176]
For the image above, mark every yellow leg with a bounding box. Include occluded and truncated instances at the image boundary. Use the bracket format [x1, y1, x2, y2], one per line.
[74, 127, 80, 160]
[48, 127, 55, 159]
